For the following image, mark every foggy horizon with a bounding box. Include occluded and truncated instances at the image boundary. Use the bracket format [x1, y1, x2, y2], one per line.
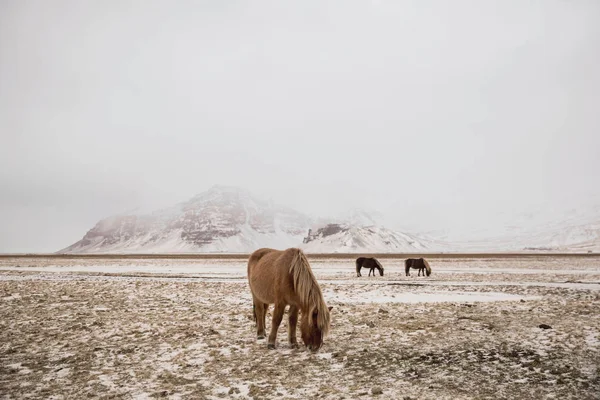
[1, 1, 599, 252]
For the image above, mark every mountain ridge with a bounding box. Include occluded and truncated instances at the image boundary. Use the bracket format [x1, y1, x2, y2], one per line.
[60, 186, 310, 253]
[61, 185, 432, 254]
[60, 185, 600, 254]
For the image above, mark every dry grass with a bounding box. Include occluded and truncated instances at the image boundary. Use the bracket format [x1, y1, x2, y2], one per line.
[0, 256, 599, 399]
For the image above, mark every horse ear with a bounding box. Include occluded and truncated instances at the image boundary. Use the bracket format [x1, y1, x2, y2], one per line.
[328, 306, 333, 312]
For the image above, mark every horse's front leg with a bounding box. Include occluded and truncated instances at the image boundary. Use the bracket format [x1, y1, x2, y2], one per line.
[267, 303, 286, 349]
[288, 305, 299, 348]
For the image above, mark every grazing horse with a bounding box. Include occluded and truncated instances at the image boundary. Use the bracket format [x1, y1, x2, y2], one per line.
[405, 258, 432, 277]
[355, 257, 384, 277]
[247, 248, 332, 351]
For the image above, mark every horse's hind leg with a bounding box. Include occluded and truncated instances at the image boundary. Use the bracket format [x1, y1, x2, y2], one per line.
[253, 296, 267, 339]
[267, 302, 286, 349]
[288, 305, 299, 348]
[260, 303, 269, 339]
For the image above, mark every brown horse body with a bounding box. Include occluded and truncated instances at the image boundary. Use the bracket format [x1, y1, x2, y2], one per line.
[247, 248, 331, 351]
[405, 258, 432, 277]
[355, 257, 384, 277]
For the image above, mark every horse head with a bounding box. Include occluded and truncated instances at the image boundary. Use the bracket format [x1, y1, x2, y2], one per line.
[422, 258, 432, 276]
[300, 306, 333, 351]
[374, 259, 384, 276]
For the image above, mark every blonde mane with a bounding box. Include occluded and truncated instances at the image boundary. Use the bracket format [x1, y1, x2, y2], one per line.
[423, 258, 432, 274]
[289, 248, 330, 337]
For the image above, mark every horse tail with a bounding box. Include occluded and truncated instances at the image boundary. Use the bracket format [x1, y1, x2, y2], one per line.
[423, 258, 432, 276]
[289, 248, 330, 337]
[355, 258, 362, 276]
[248, 248, 273, 324]
[405, 259, 410, 275]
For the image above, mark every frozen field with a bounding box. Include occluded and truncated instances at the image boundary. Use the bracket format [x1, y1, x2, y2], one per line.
[1, 255, 599, 399]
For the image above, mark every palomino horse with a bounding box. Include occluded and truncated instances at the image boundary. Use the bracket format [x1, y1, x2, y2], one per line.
[405, 258, 432, 277]
[247, 248, 332, 351]
[355, 257, 384, 277]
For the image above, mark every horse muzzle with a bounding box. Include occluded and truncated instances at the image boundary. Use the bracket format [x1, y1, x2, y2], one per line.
[307, 342, 323, 352]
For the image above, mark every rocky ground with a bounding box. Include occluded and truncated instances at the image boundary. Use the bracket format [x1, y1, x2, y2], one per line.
[0, 256, 599, 399]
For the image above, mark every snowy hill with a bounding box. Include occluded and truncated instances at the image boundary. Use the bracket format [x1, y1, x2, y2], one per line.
[511, 207, 600, 252]
[301, 223, 434, 253]
[61, 186, 600, 254]
[60, 186, 439, 254]
[60, 186, 311, 253]
[443, 206, 600, 252]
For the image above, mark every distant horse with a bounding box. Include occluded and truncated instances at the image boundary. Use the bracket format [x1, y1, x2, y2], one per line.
[356, 257, 384, 277]
[247, 248, 332, 351]
[405, 258, 432, 277]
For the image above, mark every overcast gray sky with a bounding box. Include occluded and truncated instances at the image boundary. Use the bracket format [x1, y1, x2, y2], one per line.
[1, 0, 599, 252]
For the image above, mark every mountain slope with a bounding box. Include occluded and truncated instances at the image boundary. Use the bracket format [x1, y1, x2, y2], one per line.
[61, 186, 440, 254]
[446, 206, 600, 252]
[60, 186, 311, 253]
[300, 223, 436, 253]
[62, 186, 600, 254]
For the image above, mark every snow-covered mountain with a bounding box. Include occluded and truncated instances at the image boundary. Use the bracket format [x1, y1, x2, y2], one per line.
[61, 185, 600, 254]
[61, 185, 439, 254]
[500, 207, 600, 252]
[60, 186, 311, 253]
[440, 206, 600, 252]
[301, 223, 435, 253]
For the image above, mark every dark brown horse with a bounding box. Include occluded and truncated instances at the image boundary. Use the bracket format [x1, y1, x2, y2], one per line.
[247, 248, 332, 351]
[356, 257, 384, 277]
[405, 258, 432, 277]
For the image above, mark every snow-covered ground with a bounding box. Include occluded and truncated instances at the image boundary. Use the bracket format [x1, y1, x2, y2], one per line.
[1, 255, 599, 399]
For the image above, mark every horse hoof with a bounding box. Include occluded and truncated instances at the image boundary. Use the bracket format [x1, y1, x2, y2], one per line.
[290, 343, 299, 349]
[257, 335, 265, 340]
[267, 344, 276, 350]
